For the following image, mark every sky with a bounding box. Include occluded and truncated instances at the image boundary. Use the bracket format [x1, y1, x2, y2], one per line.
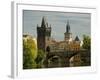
[23, 10, 91, 41]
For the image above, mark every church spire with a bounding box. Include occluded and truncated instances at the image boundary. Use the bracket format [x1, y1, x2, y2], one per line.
[41, 16, 48, 27]
[66, 20, 70, 33]
[64, 20, 72, 41]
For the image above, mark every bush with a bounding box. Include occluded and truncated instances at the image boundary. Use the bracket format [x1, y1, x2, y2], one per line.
[23, 37, 37, 69]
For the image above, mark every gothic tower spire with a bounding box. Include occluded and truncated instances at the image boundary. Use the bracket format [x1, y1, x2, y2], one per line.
[66, 20, 70, 33]
[64, 20, 72, 41]
[41, 16, 48, 27]
[37, 16, 51, 52]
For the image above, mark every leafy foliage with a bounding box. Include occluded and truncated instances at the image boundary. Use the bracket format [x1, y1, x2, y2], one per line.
[82, 35, 91, 50]
[23, 36, 46, 69]
[23, 37, 37, 69]
[35, 49, 45, 68]
[35, 50, 45, 63]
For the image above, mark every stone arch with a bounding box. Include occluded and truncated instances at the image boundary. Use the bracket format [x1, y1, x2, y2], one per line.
[69, 52, 82, 67]
[69, 56, 74, 67]
[48, 55, 62, 67]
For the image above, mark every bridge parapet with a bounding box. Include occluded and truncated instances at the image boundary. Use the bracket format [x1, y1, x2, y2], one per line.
[48, 49, 88, 58]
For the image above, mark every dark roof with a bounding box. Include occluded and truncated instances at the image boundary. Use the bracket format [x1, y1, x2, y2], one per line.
[74, 36, 80, 41]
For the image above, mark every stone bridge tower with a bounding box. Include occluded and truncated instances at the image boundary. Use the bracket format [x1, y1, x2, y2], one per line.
[37, 16, 51, 52]
[64, 21, 72, 42]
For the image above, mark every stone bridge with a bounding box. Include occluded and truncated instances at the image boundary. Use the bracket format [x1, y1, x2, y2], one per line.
[44, 49, 90, 68]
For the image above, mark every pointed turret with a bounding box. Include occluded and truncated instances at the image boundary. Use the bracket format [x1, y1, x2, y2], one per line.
[41, 16, 48, 27]
[66, 20, 70, 33]
[74, 36, 80, 41]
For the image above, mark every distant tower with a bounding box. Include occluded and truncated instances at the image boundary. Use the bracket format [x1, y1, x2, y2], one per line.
[64, 21, 72, 41]
[74, 36, 81, 51]
[37, 16, 51, 52]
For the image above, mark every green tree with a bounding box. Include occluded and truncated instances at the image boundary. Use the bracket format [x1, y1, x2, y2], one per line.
[82, 35, 91, 50]
[23, 37, 37, 69]
[35, 49, 45, 68]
